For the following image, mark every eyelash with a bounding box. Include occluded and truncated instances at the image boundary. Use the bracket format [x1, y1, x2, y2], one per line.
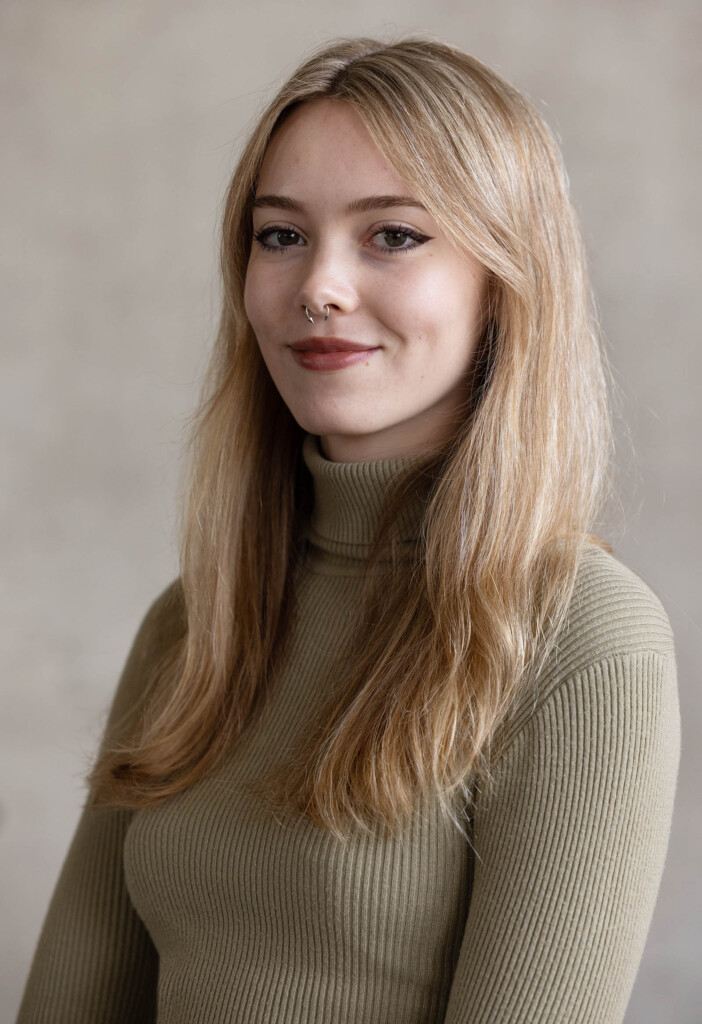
[252, 222, 430, 256]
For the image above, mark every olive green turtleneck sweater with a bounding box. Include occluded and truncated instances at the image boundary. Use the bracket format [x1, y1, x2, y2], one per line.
[17, 433, 680, 1024]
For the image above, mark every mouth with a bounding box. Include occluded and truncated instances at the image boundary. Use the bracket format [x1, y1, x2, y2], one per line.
[287, 337, 381, 372]
[288, 337, 379, 354]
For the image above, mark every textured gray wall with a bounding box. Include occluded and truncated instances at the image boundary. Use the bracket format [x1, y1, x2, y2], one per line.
[2, 1, 699, 1020]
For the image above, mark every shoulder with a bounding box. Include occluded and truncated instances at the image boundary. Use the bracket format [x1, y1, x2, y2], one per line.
[102, 578, 186, 738]
[492, 544, 677, 756]
[133, 577, 186, 654]
[546, 542, 675, 680]
[117, 577, 186, 679]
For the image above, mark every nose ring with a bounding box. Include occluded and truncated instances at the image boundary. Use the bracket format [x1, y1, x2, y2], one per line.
[304, 305, 330, 324]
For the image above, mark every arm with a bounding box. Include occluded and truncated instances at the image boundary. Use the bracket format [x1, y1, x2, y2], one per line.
[443, 650, 680, 1024]
[16, 582, 183, 1024]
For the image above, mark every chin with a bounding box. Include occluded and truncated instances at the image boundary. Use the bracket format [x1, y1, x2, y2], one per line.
[286, 402, 383, 440]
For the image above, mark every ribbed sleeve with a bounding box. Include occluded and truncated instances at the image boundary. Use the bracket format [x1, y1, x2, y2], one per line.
[15, 806, 158, 1023]
[15, 584, 182, 1023]
[443, 650, 680, 1024]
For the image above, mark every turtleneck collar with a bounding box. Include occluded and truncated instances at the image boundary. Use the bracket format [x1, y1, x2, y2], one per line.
[300, 432, 433, 569]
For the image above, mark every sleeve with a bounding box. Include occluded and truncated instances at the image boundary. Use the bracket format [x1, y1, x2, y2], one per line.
[16, 581, 182, 1024]
[443, 649, 681, 1024]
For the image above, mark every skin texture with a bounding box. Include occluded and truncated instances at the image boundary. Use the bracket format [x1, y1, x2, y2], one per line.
[244, 98, 488, 463]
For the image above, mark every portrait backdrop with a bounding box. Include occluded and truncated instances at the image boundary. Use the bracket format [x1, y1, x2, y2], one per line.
[1, 1, 699, 1021]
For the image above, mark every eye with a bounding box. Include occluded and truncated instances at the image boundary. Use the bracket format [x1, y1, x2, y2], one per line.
[369, 222, 431, 255]
[253, 226, 305, 253]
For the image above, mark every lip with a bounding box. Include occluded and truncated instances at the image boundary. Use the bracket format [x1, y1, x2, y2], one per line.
[288, 337, 378, 353]
[289, 347, 380, 371]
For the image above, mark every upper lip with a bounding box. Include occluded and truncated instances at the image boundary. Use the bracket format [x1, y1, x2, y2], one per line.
[289, 337, 379, 353]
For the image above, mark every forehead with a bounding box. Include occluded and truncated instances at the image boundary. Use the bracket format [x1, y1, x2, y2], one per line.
[256, 98, 413, 202]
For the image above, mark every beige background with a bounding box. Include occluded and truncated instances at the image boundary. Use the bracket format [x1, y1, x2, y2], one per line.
[2, 1, 699, 1020]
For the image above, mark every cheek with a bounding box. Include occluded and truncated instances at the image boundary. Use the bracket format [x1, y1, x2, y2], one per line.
[243, 262, 264, 330]
[243, 259, 282, 331]
[375, 259, 480, 342]
[245, 265, 294, 349]
[365, 266, 435, 333]
[414, 258, 481, 314]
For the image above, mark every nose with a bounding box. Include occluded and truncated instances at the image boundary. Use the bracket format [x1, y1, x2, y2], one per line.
[295, 240, 359, 321]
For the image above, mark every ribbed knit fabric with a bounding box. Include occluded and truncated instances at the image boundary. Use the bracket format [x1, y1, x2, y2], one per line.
[17, 432, 680, 1024]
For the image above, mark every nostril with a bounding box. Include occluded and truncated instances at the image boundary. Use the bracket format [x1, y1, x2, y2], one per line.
[303, 304, 331, 323]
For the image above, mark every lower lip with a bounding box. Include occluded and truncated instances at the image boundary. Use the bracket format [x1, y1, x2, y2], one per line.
[290, 348, 380, 371]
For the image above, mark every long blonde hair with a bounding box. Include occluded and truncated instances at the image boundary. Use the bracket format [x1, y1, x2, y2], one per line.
[88, 36, 613, 841]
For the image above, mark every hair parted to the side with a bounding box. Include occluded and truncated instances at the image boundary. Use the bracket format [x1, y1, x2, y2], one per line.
[87, 35, 613, 842]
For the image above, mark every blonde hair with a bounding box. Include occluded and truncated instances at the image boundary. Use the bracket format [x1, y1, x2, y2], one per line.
[88, 36, 613, 841]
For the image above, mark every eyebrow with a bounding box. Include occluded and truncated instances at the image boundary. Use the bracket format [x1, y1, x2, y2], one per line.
[251, 193, 427, 214]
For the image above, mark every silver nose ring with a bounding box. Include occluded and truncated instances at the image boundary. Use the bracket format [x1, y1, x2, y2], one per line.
[304, 305, 330, 324]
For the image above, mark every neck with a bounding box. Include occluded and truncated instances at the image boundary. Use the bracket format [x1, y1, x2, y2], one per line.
[300, 433, 434, 572]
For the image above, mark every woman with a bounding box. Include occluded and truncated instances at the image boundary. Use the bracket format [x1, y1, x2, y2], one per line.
[17, 36, 680, 1024]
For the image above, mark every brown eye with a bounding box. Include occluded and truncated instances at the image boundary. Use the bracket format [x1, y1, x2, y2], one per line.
[369, 224, 430, 255]
[383, 230, 410, 248]
[273, 229, 300, 247]
[253, 227, 304, 252]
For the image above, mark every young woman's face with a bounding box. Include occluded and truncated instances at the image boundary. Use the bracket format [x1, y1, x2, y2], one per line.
[244, 98, 488, 462]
